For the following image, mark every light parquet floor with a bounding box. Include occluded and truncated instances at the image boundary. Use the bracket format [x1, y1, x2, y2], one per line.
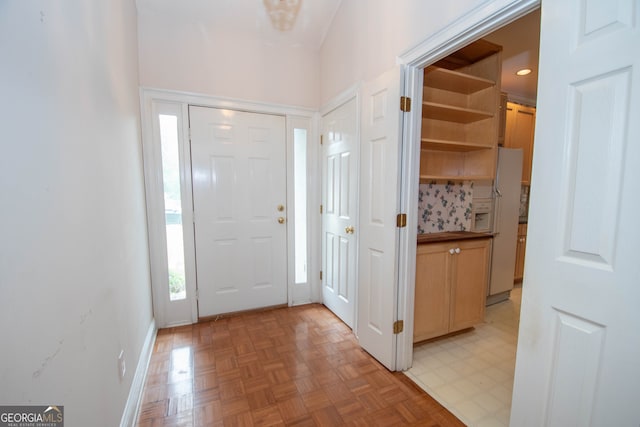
[137, 304, 464, 426]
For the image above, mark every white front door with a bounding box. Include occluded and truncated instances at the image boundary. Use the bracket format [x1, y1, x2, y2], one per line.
[511, 1, 640, 425]
[321, 97, 358, 328]
[357, 66, 403, 370]
[189, 106, 288, 317]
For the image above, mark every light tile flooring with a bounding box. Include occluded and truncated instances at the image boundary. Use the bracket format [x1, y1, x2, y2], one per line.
[405, 285, 522, 427]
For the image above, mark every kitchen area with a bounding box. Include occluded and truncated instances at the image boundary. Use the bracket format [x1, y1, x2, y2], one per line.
[406, 9, 539, 427]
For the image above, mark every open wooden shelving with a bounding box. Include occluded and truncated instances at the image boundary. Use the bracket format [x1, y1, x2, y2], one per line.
[419, 40, 502, 182]
[421, 138, 494, 152]
[422, 102, 493, 123]
[424, 67, 495, 94]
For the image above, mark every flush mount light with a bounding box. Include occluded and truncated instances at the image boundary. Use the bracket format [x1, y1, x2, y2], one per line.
[263, 0, 302, 31]
[516, 68, 532, 76]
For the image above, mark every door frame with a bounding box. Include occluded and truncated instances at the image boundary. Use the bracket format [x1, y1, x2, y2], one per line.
[395, 0, 541, 370]
[140, 88, 318, 328]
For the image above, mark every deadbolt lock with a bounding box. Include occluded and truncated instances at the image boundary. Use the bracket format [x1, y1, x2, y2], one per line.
[277, 204, 285, 212]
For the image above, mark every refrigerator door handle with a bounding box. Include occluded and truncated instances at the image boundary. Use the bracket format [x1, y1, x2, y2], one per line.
[493, 188, 502, 235]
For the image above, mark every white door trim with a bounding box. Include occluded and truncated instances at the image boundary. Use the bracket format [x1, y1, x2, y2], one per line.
[140, 88, 317, 328]
[394, 0, 540, 370]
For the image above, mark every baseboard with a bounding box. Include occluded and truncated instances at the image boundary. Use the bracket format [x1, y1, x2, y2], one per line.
[120, 318, 157, 427]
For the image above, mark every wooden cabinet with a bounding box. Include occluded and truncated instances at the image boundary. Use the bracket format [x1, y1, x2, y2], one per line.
[514, 223, 527, 282]
[504, 102, 536, 184]
[414, 238, 491, 343]
[420, 40, 502, 181]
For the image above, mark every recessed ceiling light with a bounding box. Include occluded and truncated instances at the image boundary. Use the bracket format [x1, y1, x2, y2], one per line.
[516, 68, 532, 76]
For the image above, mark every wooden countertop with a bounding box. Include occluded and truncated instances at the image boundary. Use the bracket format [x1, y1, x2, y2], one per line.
[417, 231, 494, 244]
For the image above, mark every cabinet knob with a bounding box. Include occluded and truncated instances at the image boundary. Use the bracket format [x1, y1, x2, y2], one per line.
[455, 248, 461, 254]
[449, 248, 455, 255]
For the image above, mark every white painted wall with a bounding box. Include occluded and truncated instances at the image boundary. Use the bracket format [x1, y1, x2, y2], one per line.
[0, 2, 153, 426]
[320, 0, 485, 105]
[137, 12, 320, 108]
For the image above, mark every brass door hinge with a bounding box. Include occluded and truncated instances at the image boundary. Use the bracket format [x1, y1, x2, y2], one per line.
[320, 271, 323, 280]
[396, 213, 407, 228]
[320, 204, 323, 214]
[393, 320, 404, 334]
[320, 134, 324, 145]
[400, 96, 411, 112]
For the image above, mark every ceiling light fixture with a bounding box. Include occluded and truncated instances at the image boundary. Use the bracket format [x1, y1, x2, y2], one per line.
[516, 68, 532, 76]
[263, 0, 302, 31]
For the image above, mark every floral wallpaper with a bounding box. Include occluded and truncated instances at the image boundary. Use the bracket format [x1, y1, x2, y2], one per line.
[418, 181, 473, 233]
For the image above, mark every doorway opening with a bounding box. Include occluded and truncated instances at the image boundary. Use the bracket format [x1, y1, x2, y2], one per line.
[405, 8, 540, 425]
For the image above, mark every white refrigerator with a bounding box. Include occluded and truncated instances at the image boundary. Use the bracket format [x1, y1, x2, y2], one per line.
[488, 147, 523, 304]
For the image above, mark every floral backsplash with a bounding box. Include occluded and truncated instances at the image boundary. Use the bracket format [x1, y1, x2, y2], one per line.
[418, 181, 473, 233]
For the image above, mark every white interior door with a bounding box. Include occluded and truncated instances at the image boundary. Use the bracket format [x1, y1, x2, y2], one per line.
[357, 66, 402, 370]
[189, 106, 288, 317]
[321, 97, 358, 328]
[511, 1, 640, 425]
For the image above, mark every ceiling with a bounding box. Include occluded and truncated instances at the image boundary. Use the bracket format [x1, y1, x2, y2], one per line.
[135, 1, 539, 101]
[135, 0, 343, 50]
[484, 8, 541, 103]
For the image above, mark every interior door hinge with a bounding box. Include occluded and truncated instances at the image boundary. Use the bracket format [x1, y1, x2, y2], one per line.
[396, 213, 407, 228]
[195, 289, 199, 300]
[400, 96, 411, 112]
[320, 204, 323, 214]
[320, 271, 323, 281]
[320, 134, 324, 145]
[393, 320, 404, 334]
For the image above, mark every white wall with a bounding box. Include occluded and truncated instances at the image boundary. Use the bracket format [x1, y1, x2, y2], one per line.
[320, 0, 485, 105]
[0, 1, 153, 426]
[137, 12, 320, 108]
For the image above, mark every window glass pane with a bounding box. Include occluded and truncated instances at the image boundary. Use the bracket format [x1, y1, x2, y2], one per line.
[294, 128, 308, 284]
[159, 114, 186, 301]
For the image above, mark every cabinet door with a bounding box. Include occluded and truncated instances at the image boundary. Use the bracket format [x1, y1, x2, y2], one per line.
[449, 238, 491, 332]
[505, 102, 536, 184]
[414, 243, 451, 342]
[514, 223, 528, 282]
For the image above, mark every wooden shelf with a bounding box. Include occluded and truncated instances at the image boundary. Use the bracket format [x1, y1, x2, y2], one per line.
[424, 66, 495, 94]
[421, 138, 494, 152]
[420, 174, 494, 182]
[422, 102, 493, 123]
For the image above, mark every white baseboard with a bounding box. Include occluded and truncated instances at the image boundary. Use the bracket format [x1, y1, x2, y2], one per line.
[120, 319, 157, 427]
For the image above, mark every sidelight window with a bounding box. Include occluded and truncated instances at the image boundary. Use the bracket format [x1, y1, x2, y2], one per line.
[159, 114, 186, 301]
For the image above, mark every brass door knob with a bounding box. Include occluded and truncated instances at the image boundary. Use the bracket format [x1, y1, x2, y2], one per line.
[277, 204, 285, 212]
[278, 217, 286, 224]
[345, 226, 355, 234]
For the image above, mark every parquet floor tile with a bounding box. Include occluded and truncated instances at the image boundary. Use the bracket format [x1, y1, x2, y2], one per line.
[137, 304, 464, 426]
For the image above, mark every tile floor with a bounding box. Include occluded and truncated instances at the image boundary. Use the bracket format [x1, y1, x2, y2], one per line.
[405, 285, 522, 427]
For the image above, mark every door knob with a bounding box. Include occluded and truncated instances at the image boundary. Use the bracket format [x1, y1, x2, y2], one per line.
[277, 204, 285, 212]
[278, 217, 286, 224]
[345, 226, 355, 234]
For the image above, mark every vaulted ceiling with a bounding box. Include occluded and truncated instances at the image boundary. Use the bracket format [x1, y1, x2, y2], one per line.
[135, 0, 343, 50]
[135, 1, 540, 102]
